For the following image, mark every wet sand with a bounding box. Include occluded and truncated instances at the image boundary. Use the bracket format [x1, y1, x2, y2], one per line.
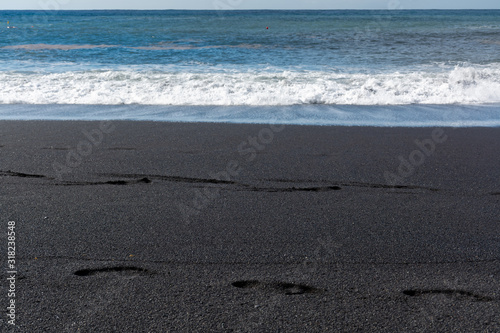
[0, 120, 499, 331]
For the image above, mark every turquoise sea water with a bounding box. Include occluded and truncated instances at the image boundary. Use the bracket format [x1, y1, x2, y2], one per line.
[0, 10, 499, 125]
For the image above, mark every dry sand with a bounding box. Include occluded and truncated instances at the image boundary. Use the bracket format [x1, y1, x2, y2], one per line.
[0, 120, 499, 331]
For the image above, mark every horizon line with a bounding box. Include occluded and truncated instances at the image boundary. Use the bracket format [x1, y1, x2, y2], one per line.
[1, 8, 500, 11]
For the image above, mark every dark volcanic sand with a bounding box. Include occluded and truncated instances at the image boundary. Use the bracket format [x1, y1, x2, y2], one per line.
[0, 121, 499, 332]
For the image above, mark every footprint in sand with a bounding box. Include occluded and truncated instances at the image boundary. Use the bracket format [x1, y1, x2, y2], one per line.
[74, 266, 153, 277]
[232, 280, 322, 295]
[402, 289, 494, 302]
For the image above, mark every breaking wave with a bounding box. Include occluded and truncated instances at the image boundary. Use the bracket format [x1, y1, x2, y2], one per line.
[1, 64, 499, 105]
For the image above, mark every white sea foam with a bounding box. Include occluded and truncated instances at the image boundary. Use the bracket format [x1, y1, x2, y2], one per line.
[1, 64, 500, 106]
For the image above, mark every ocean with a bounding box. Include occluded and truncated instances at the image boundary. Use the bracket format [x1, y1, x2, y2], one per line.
[0, 10, 499, 126]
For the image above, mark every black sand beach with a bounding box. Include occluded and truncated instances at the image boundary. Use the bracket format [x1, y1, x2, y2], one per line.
[1, 120, 499, 332]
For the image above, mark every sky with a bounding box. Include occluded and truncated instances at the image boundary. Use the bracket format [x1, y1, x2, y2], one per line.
[2, 0, 499, 10]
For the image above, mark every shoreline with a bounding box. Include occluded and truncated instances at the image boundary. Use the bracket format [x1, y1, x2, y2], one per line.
[1, 104, 500, 127]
